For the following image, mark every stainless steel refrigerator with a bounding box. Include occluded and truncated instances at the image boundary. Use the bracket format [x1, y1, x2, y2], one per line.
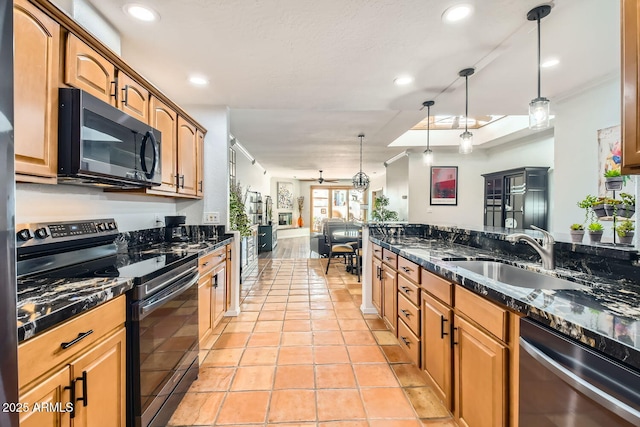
[0, 0, 18, 425]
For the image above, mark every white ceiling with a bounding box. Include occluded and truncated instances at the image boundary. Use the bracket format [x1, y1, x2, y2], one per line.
[76, 0, 619, 179]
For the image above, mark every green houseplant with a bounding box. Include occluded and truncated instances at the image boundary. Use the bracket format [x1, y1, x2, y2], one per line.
[371, 195, 399, 222]
[569, 223, 585, 243]
[230, 182, 252, 237]
[587, 221, 604, 243]
[615, 219, 635, 245]
[604, 169, 624, 191]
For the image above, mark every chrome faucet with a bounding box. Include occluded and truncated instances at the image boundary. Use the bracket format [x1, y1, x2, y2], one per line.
[506, 225, 555, 270]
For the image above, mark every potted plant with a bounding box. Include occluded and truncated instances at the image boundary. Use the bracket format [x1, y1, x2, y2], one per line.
[229, 182, 252, 237]
[604, 169, 625, 191]
[371, 195, 399, 222]
[569, 223, 585, 243]
[618, 192, 636, 219]
[587, 221, 604, 243]
[578, 195, 599, 222]
[615, 219, 635, 244]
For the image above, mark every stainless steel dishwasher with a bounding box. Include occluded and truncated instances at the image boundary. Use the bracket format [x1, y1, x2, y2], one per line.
[519, 318, 640, 426]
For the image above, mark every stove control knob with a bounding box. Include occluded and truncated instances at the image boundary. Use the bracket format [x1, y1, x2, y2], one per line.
[34, 227, 49, 239]
[108, 222, 116, 230]
[97, 223, 106, 231]
[17, 229, 33, 241]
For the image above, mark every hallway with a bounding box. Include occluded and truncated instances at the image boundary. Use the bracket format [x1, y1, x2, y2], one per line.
[168, 237, 457, 426]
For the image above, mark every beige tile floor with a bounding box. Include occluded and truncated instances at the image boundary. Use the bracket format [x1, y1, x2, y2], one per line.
[168, 257, 458, 426]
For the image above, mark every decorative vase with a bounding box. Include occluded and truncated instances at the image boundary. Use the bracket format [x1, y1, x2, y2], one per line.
[569, 230, 585, 243]
[297, 216, 303, 227]
[618, 231, 635, 245]
[588, 230, 603, 243]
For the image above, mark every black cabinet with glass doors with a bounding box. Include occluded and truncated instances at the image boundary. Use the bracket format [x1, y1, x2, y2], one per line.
[482, 167, 549, 230]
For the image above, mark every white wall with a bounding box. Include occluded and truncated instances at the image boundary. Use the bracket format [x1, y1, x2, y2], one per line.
[407, 134, 554, 228]
[385, 156, 409, 220]
[554, 77, 623, 234]
[16, 183, 176, 232]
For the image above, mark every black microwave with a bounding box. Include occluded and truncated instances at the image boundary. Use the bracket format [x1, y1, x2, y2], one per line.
[58, 88, 161, 188]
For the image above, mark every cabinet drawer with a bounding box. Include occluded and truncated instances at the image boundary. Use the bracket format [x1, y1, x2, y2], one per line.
[18, 296, 125, 388]
[382, 249, 398, 269]
[398, 257, 420, 283]
[397, 274, 420, 306]
[199, 247, 226, 274]
[455, 286, 507, 341]
[397, 318, 420, 366]
[372, 243, 383, 260]
[397, 292, 420, 336]
[421, 268, 453, 306]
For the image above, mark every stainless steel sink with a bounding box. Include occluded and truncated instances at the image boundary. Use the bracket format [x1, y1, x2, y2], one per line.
[447, 260, 587, 290]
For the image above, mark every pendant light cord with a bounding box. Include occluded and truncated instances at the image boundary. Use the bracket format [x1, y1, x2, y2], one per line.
[359, 135, 363, 173]
[426, 105, 431, 150]
[537, 16, 541, 99]
[464, 75, 469, 133]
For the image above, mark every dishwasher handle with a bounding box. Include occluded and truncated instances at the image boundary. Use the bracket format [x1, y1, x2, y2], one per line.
[520, 337, 640, 425]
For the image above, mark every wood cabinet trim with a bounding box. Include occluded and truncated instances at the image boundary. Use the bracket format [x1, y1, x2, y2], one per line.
[29, 0, 207, 133]
[455, 285, 508, 342]
[622, 0, 640, 173]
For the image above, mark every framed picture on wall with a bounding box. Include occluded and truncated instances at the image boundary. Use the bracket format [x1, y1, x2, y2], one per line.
[277, 182, 294, 209]
[430, 166, 458, 205]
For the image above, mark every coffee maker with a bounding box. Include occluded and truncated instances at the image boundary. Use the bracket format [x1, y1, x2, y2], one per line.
[164, 215, 189, 242]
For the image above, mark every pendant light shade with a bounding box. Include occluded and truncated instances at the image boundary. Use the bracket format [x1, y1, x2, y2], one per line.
[422, 100, 435, 165]
[458, 68, 475, 154]
[352, 133, 370, 192]
[528, 5, 552, 130]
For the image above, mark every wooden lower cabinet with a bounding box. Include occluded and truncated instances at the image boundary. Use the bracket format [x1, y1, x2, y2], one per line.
[371, 256, 382, 313]
[198, 271, 214, 343]
[453, 316, 507, 427]
[421, 291, 453, 410]
[382, 266, 397, 334]
[71, 328, 126, 427]
[198, 248, 228, 345]
[19, 327, 126, 427]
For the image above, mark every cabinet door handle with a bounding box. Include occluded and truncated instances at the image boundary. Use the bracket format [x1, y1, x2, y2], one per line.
[452, 326, 459, 346]
[64, 379, 76, 419]
[175, 174, 180, 187]
[400, 286, 412, 294]
[122, 85, 129, 106]
[110, 81, 117, 99]
[440, 315, 448, 339]
[400, 309, 410, 318]
[213, 274, 219, 288]
[401, 266, 412, 273]
[400, 336, 411, 346]
[376, 265, 381, 279]
[61, 330, 94, 349]
[76, 371, 88, 407]
[202, 261, 210, 267]
[198, 180, 203, 192]
[180, 175, 185, 188]
[385, 256, 393, 261]
[259, 233, 267, 236]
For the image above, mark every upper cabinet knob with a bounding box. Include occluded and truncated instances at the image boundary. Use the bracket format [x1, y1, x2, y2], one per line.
[34, 227, 49, 239]
[17, 229, 33, 241]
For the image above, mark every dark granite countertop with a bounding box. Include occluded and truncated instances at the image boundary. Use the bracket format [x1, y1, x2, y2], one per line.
[369, 235, 640, 371]
[16, 235, 234, 343]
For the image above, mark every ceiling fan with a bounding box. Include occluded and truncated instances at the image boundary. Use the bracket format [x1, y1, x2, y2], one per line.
[300, 170, 339, 184]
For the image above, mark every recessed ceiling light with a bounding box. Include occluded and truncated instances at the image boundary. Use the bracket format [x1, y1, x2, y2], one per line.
[442, 4, 473, 23]
[393, 76, 414, 86]
[541, 58, 560, 68]
[188, 75, 209, 86]
[123, 4, 159, 22]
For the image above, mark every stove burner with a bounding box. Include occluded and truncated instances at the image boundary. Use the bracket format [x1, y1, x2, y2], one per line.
[93, 266, 120, 277]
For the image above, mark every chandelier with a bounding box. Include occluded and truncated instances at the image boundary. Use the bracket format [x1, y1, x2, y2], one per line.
[352, 133, 370, 192]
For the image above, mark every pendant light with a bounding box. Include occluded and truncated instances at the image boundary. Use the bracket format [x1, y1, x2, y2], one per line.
[458, 68, 475, 154]
[422, 100, 435, 165]
[527, 5, 552, 130]
[352, 133, 370, 192]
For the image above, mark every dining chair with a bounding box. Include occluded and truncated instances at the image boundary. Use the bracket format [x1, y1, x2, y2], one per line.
[324, 222, 356, 275]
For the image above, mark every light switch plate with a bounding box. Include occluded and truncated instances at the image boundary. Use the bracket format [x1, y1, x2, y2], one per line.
[203, 212, 220, 224]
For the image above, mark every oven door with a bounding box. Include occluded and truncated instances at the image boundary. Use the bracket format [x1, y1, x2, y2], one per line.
[129, 268, 199, 427]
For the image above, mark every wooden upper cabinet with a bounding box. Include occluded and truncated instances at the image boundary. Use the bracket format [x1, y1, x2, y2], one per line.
[65, 33, 116, 105]
[196, 129, 205, 197]
[177, 117, 198, 196]
[149, 96, 178, 193]
[622, 0, 640, 173]
[117, 73, 149, 123]
[14, 0, 60, 181]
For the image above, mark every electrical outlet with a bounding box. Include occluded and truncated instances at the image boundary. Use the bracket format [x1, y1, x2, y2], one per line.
[204, 212, 220, 224]
[154, 213, 162, 224]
